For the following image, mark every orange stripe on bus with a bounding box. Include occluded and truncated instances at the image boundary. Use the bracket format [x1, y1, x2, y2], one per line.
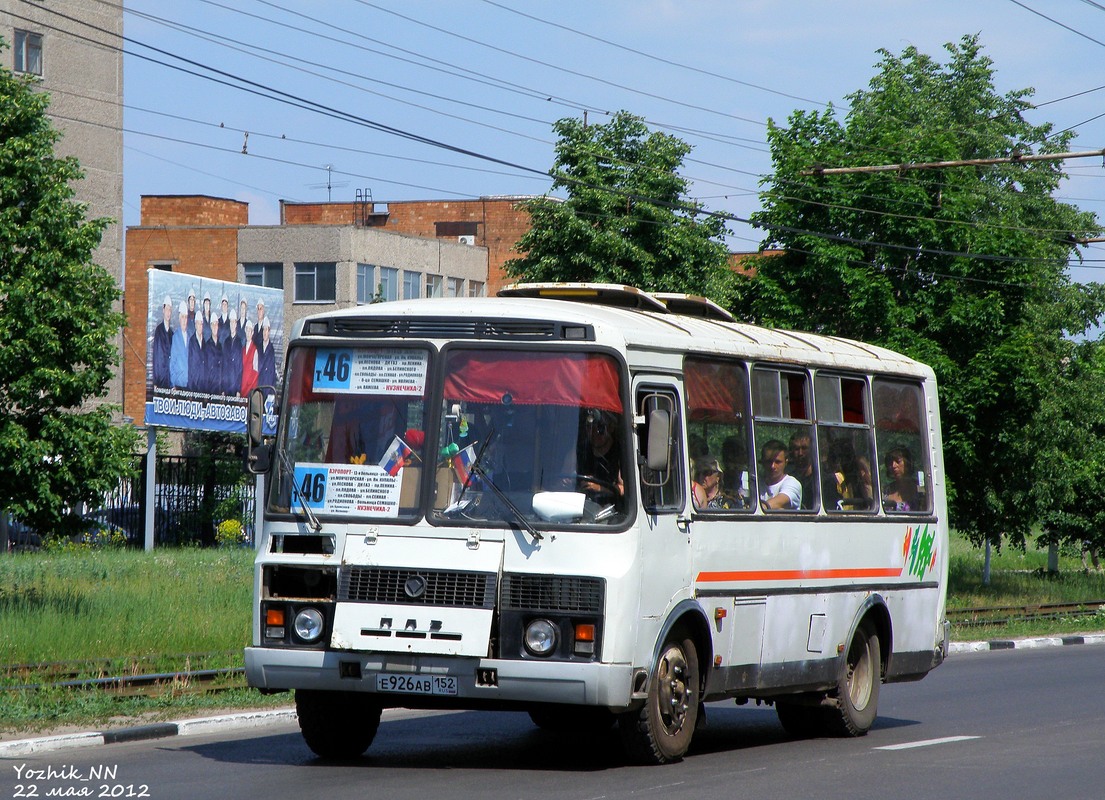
[696, 567, 904, 583]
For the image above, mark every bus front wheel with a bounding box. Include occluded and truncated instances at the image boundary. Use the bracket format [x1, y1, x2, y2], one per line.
[618, 635, 699, 764]
[296, 689, 382, 759]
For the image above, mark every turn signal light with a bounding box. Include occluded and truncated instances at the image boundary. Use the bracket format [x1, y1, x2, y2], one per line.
[574, 623, 595, 642]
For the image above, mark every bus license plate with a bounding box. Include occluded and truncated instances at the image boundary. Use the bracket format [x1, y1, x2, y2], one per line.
[376, 673, 458, 696]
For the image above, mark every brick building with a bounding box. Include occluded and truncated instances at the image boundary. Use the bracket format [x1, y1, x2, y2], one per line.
[279, 195, 535, 296]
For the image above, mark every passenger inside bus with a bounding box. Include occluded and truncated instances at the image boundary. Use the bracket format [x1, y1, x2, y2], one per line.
[788, 432, 816, 510]
[692, 455, 737, 510]
[759, 439, 802, 511]
[720, 436, 751, 507]
[882, 446, 920, 512]
[824, 436, 874, 510]
[326, 397, 404, 465]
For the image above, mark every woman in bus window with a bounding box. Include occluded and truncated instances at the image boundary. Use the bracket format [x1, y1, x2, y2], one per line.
[692, 455, 736, 510]
[883, 447, 919, 512]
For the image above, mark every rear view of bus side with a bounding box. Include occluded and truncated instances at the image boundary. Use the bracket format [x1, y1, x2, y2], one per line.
[244, 283, 949, 765]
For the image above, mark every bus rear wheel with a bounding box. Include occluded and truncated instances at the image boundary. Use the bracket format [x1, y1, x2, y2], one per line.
[825, 621, 881, 737]
[296, 689, 382, 759]
[618, 635, 699, 764]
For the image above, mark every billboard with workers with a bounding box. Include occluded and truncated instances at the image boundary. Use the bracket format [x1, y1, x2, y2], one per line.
[144, 270, 284, 434]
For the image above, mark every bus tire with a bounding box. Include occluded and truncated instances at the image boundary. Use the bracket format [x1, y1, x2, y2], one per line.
[825, 621, 881, 737]
[295, 689, 381, 759]
[528, 706, 616, 734]
[618, 634, 699, 764]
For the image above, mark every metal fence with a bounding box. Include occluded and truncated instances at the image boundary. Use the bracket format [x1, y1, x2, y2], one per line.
[96, 455, 256, 548]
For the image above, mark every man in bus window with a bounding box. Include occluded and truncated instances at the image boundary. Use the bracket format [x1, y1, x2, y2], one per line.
[759, 439, 802, 511]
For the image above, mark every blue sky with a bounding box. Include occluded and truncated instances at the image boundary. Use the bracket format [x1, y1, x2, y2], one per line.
[122, 0, 1105, 281]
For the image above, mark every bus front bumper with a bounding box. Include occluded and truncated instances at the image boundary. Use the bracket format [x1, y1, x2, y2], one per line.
[244, 646, 636, 709]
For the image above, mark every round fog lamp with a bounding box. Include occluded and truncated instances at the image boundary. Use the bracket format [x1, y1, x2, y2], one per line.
[524, 619, 558, 656]
[293, 607, 325, 642]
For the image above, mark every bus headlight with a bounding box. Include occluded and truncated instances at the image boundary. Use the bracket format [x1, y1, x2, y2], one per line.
[293, 607, 325, 642]
[524, 619, 558, 656]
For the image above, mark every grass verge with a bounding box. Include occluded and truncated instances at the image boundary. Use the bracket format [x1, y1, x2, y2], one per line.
[2, 533, 1104, 736]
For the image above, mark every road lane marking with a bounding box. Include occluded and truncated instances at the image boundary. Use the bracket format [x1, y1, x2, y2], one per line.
[875, 735, 980, 750]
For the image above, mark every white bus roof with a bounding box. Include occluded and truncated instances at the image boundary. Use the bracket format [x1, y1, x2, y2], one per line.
[299, 284, 932, 378]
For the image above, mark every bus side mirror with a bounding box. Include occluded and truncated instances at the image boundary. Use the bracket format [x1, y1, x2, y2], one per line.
[646, 408, 672, 472]
[246, 388, 271, 474]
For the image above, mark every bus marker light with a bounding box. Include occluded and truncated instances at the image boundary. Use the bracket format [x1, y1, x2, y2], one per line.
[574, 623, 596, 642]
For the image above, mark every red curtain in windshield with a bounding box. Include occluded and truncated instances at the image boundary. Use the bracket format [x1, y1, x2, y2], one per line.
[444, 350, 622, 413]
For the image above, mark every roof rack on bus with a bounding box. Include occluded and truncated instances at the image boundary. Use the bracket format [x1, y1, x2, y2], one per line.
[652, 292, 736, 322]
[497, 282, 671, 314]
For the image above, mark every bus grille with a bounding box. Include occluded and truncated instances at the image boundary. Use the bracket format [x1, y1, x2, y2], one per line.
[338, 567, 496, 609]
[501, 574, 604, 614]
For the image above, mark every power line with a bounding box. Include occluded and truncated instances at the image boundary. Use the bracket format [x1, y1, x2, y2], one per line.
[801, 148, 1105, 176]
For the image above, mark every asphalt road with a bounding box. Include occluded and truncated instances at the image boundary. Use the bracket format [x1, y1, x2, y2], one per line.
[4, 645, 1104, 800]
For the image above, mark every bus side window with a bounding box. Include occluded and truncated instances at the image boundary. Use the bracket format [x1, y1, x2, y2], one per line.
[684, 356, 753, 512]
[752, 366, 816, 512]
[873, 379, 933, 514]
[815, 374, 877, 513]
[637, 389, 683, 513]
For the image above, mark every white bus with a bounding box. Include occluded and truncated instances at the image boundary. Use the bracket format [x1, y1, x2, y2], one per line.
[244, 283, 948, 764]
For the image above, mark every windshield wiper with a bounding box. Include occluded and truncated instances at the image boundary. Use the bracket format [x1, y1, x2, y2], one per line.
[454, 427, 542, 543]
[278, 449, 322, 533]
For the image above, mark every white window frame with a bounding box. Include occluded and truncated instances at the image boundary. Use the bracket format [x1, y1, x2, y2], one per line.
[14, 30, 42, 76]
[294, 262, 336, 303]
[425, 274, 443, 298]
[357, 263, 375, 304]
[378, 266, 398, 302]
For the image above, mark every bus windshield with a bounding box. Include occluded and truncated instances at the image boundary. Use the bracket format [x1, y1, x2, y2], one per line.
[269, 343, 629, 527]
[431, 348, 629, 528]
[269, 344, 431, 521]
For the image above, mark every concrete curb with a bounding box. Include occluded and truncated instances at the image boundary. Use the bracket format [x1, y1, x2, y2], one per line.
[947, 632, 1105, 653]
[0, 709, 298, 758]
[5, 634, 1105, 757]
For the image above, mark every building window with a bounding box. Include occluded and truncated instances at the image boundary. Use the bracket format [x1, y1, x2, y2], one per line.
[356, 263, 375, 304]
[447, 277, 464, 298]
[425, 274, 443, 298]
[378, 266, 398, 302]
[435, 221, 478, 239]
[243, 262, 283, 289]
[14, 30, 43, 76]
[468, 280, 485, 298]
[294, 262, 336, 302]
[402, 270, 421, 300]
[151, 262, 174, 272]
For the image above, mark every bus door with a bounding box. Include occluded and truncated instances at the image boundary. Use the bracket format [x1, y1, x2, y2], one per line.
[633, 381, 693, 627]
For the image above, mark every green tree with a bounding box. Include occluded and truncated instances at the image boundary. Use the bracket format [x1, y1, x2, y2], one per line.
[1032, 337, 1105, 562]
[0, 52, 139, 536]
[738, 35, 1105, 549]
[506, 111, 734, 302]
